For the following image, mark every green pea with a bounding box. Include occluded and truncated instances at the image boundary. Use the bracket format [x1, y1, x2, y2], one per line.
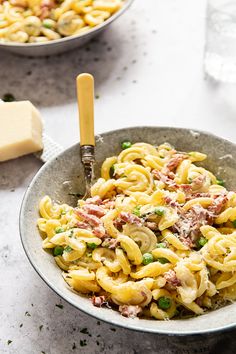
[87, 243, 98, 249]
[157, 257, 170, 264]
[121, 141, 132, 150]
[232, 220, 236, 228]
[216, 178, 225, 186]
[197, 236, 208, 248]
[154, 207, 165, 216]
[53, 246, 64, 256]
[142, 253, 154, 265]
[156, 243, 166, 248]
[55, 227, 65, 234]
[109, 165, 115, 178]
[158, 296, 172, 310]
[64, 246, 72, 253]
[133, 205, 141, 217]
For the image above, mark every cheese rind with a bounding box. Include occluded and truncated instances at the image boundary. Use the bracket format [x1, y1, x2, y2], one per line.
[0, 101, 43, 162]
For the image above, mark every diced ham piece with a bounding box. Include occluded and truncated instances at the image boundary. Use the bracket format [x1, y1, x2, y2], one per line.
[153, 170, 179, 190]
[75, 209, 101, 227]
[83, 204, 106, 217]
[186, 192, 211, 201]
[119, 212, 143, 226]
[164, 196, 180, 208]
[164, 270, 181, 288]
[209, 194, 228, 215]
[165, 154, 186, 172]
[172, 204, 214, 248]
[144, 221, 159, 230]
[91, 295, 110, 308]
[76, 221, 90, 229]
[102, 237, 120, 249]
[93, 225, 106, 238]
[118, 305, 142, 318]
[102, 199, 115, 209]
[85, 196, 103, 205]
[191, 175, 206, 190]
[41, 0, 55, 8]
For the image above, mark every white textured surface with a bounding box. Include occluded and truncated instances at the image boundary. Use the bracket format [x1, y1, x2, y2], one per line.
[1, 0, 236, 353]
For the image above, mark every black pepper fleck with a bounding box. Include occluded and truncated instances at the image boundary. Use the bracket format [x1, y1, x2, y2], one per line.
[55, 304, 64, 309]
[80, 339, 87, 347]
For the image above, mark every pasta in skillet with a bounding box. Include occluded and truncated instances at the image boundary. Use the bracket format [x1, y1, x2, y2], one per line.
[0, 0, 123, 43]
[37, 141, 236, 320]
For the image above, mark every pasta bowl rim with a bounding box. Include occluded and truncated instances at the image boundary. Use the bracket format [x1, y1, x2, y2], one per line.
[0, 0, 134, 49]
[19, 125, 236, 335]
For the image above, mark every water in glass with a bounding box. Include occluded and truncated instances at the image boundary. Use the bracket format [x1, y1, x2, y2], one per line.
[205, 0, 236, 82]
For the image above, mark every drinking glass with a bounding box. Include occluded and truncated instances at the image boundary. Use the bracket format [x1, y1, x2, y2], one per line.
[205, 0, 236, 82]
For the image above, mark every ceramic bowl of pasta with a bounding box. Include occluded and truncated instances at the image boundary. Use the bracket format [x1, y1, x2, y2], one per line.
[20, 126, 236, 335]
[0, 0, 133, 56]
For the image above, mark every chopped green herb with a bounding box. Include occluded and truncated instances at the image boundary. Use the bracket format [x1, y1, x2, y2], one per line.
[55, 304, 64, 309]
[142, 253, 154, 265]
[55, 226, 64, 234]
[64, 246, 72, 253]
[25, 311, 31, 316]
[69, 230, 74, 238]
[154, 207, 165, 216]
[39, 325, 43, 331]
[157, 257, 170, 264]
[20, 323, 23, 328]
[86, 252, 92, 258]
[133, 205, 141, 217]
[87, 243, 97, 249]
[232, 220, 236, 228]
[43, 23, 51, 29]
[2, 93, 15, 102]
[109, 164, 115, 178]
[42, 19, 53, 29]
[158, 296, 172, 310]
[216, 178, 225, 186]
[61, 210, 66, 215]
[80, 339, 87, 347]
[121, 141, 132, 150]
[53, 246, 64, 256]
[197, 236, 208, 248]
[7, 340, 12, 345]
[80, 327, 89, 334]
[95, 94, 100, 99]
[72, 343, 76, 350]
[156, 243, 166, 248]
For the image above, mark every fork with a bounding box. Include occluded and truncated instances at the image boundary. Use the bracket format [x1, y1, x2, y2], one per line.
[76, 73, 95, 199]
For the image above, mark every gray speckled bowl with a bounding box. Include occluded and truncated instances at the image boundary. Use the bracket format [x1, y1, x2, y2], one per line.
[0, 0, 133, 57]
[19, 126, 236, 335]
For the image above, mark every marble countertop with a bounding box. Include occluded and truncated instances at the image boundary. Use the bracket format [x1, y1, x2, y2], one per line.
[1, 0, 236, 353]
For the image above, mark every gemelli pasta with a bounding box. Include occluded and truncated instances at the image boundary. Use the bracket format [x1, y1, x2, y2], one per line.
[0, 0, 123, 43]
[37, 141, 236, 319]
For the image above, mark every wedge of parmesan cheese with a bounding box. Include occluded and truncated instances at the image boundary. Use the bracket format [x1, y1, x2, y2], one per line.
[0, 101, 43, 162]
